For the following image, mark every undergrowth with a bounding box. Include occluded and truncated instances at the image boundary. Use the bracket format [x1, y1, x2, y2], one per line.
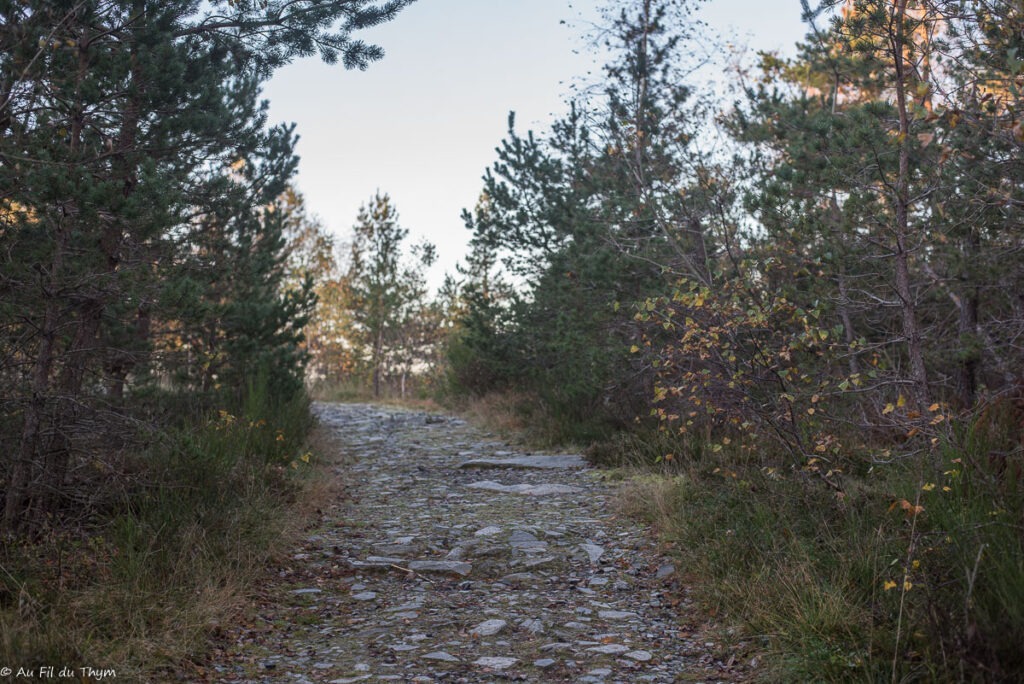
[616, 413, 1024, 682]
[0, 385, 319, 680]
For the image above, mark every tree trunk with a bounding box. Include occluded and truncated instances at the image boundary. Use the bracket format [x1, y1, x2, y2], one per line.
[4, 219, 68, 531]
[891, 0, 930, 408]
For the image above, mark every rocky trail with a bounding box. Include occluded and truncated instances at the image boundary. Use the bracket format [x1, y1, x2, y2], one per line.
[206, 403, 749, 683]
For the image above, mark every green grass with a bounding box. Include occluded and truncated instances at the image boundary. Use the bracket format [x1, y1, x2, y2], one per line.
[0, 389, 318, 679]
[615, 416, 1024, 682]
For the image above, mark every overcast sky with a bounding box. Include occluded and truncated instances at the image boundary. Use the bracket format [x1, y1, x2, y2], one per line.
[262, 0, 809, 287]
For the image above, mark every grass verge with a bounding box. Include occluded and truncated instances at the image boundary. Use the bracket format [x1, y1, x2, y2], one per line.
[615, 418, 1024, 682]
[0, 391, 323, 680]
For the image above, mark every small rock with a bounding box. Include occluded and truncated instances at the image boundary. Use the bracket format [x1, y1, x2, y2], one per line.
[587, 644, 630, 655]
[466, 481, 583, 496]
[422, 652, 460, 663]
[598, 610, 638, 620]
[540, 642, 573, 652]
[534, 658, 558, 669]
[351, 591, 377, 601]
[459, 455, 587, 470]
[519, 618, 545, 634]
[291, 588, 322, 595]
[474, 526, 502, 537]
[580, 543, 605, 563]
[407, 560, 472, 576]
[655, 563, 676, 580]
[471, 619, 508, 637]
[473, 657, 518, 670]
[624, 650, 653, 662]
[524, 556, 557, 569]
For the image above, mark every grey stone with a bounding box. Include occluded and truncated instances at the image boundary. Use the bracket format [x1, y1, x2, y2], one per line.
[624, 650, 653, 662]
[407, 560, 472, 576]
[474, 525, 502, 537]
[587, 644, 630, 655]
[655, 563, 676, 580]
[459, 454, 587, 470]
[524, 556, 557, 569]
[466, 481, 583, 496]
[520, 618, 545, 635]
[598, 610, 638, 620]
[473, 657, 518, 670]
[580, 543, 605, 563]
[534, 658, 558, 669]
[388, 644, 417, 652]
[291, 588, 322, 595]
[471, 619, 507, 637]
[351, 591, 377, 601]
[422, 652, 460, 663]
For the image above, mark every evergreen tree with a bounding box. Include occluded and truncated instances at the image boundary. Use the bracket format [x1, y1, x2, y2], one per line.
[341, 193, 435, 398]
[0, 0, 415, 532]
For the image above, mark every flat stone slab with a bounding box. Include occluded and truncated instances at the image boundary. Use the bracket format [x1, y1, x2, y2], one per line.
[474, 657, 518, 670]
[471, 619, 508, 637]
[588, 644, 630, 655]
[466, 481, 583, 496]
[422, 651, 460, 663]
[598, 610, 639, 620]
[459, 454, 588, 470]
[407, 560, 472, 576]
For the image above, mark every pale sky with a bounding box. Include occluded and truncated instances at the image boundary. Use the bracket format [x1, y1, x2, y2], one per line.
[263, 0, 808, 287]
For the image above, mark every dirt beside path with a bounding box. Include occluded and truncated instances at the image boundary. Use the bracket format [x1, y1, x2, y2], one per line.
[204, 403, 748, 683]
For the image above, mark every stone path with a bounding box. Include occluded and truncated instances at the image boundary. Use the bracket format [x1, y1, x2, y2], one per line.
[209, 403, 746, 683]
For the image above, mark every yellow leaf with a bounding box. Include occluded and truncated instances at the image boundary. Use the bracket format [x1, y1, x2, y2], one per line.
[928, 403, 940, 412]
[930, 414, 945, 425]
[883, 403, 895, 415]
[630, 345, 640, 353]
[897, 394, 907, 408]
[904, 580, 913, 591]
[883, 580, 898, 591]
[922, 483, 935, 491]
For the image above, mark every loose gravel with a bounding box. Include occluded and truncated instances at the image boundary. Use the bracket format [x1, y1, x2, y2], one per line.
[207, 403, 752, 683]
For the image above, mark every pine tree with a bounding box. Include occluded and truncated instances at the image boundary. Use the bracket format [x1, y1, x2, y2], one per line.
[0, 0, 415, 532]
[341, 193, 435, 398]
